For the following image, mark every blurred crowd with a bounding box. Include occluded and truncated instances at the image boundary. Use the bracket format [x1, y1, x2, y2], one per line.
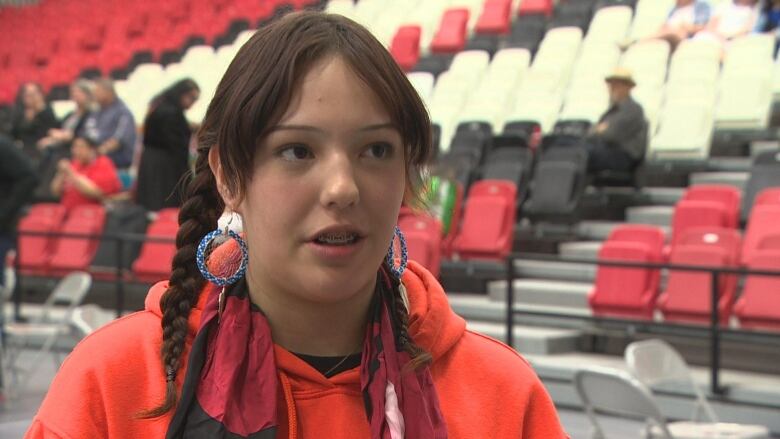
[0, 77, 200, 214]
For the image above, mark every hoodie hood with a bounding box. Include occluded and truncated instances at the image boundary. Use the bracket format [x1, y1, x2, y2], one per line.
[145, 260, 467, 362]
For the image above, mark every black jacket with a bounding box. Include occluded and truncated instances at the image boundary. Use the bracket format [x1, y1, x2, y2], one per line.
[0, 134, 39, 234]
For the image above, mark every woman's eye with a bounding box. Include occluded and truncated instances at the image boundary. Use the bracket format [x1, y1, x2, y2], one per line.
[365, 142, 393, 159]
[279, 144, 313, 161]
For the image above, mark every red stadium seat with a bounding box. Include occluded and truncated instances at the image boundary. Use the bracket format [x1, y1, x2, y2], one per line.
[451, 180, 517, 260]
[657, 245, 735, 325]
[754, 187, 780, 208]
[677, 228, 741, 265]
[734, 250, 780, 330]
[670, 200, 730, 249]
[398, 214, 443, 278]
[476, 0, 512, 35]
[390, 25, 421, 71]
[742, 205, 780, 265]
[14, 204, 67, 276]
[681, 185, 741, 229]
[431, 8, 470, 54]
[588, 241, 657, 319]
[132, 209, 179, 284]
[48, 205, 107, 276]
[517, 0, 553, 17]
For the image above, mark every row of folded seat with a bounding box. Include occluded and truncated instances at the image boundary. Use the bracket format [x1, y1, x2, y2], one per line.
[589, 200, 780, 329]
[11, 203, 179, 284]
[0, 0, 319, 103]
[398, 178, 518, 278]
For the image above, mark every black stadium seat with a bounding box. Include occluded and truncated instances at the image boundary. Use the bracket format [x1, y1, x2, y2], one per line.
[742, 149, 780, 222]
[524, 146, 588, 223]
[507, 15, 546, 53]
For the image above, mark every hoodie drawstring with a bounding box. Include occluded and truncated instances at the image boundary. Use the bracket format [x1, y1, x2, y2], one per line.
[280, 371, 298, 439]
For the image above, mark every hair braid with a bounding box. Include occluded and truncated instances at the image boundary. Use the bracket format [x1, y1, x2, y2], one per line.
[138, 148, 223, 418]
[385, 267, 432, 369]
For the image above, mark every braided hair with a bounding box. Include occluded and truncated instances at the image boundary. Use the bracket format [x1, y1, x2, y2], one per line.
[141, 11, 434, 417]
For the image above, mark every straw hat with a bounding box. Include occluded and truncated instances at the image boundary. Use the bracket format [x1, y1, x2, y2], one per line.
[605, 67, 636, 87]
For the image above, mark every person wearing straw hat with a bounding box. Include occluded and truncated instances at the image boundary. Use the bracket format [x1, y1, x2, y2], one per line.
[585, 67, 648, 175]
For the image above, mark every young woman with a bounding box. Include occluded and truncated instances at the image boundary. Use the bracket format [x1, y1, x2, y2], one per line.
[135, 78, 200, 211]
[26, 12, 567, 438]
[10, 82, 58, 165]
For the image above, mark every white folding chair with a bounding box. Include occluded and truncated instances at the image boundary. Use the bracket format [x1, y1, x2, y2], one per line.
[1, 272, 92, 396]
[574, 366, 675, 439]
[625, 339, 771, 439]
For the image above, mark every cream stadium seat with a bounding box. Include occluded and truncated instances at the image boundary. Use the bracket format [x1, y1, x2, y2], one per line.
[672, 39, 721, 64]
[325, 0, 355, 17]
[233, 29, 256, 49]
[571, 43, 621, 84]
[51, 100, 75, 121]
[506, 89, 564, 134]
[448, 50, 491, 81]
[650, 103, 714, 160]
[180, 45, 215, 67]
[404, 0, 450, 54]
[430, 100, 465, 152]
[715, 76, 773, 130]
[664, 80, 718, 109]
[620, 40, 670, 88]
[629, 0, 676, 41]
[407, 72, 435, 102]
[632, 85, 663, 135]
[667, 58, 720, 87]
[585, 6, 633, 46]
[559, 87, 609, 124]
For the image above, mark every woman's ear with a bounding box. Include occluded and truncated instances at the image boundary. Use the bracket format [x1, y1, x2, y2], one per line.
[208, 146, 242, 213]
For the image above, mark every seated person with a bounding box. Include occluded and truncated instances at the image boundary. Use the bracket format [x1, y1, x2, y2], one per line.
[756, 0, 780, 55]
[82, 78, 137, 170]
[10, 82, 58, 166]
[584, 68, 648, 175]
[694, 0, 759, 45]
[50, 136, 122, 211]
[648, 0, 711, 49]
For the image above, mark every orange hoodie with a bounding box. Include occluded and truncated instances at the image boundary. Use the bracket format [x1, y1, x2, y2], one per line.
[26, 262, 568, 438]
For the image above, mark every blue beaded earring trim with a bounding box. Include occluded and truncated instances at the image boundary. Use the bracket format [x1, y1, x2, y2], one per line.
[196, 228, 249, 287]
[386, 226, 408, 279]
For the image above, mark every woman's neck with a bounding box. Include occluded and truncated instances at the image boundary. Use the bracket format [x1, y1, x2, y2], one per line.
[245, 270, 373, 356]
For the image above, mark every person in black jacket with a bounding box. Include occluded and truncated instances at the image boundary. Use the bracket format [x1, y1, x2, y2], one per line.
[135, 79, 200, 211]
[10, 82, 59, 166]
[0, 134, 39, 289]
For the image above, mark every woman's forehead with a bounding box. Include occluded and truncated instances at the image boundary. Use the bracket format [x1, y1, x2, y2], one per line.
[276, 56, 394, 129]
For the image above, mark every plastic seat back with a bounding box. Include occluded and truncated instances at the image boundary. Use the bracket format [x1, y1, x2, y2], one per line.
[735, 250, 780, 330]
[476, 0, 512, 35]
[742, 204, 780, 265]
[431, 8, 470, 54]
[682, 185, 741, 229]
[671, 200, 729, 248]
[16, 203, 67, 275]
[742, 150, 780, 221]
[658, 245, 733, 324]
[451, 180, 516, 260]
[131, 216, 179, 283]
[398, 214, 443, 278]
[589, 241, 656, 318]
[48, 205, 107, 275]
[390, 25, 421, 71]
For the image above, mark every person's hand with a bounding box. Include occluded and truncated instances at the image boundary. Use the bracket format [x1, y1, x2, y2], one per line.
[57, 159, 72, 175]
[595, 122, 608, 133]
[37, 137, 53, 150]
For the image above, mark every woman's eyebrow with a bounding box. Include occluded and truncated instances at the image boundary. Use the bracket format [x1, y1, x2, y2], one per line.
[271, 123, 397, 133]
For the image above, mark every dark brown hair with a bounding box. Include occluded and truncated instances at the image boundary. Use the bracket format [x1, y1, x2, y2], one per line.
[141, 11, 433, 417]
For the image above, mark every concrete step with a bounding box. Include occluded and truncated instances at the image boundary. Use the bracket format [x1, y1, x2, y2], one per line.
[528, 352, 780, 435]
[487, 278, 592, 309]
[625, 205, 674, 227]
[689, 172, 749, 191]
[640, 187, 685, 205]
[466, 321, 581, 354]
[448, 293, 592, 331]
[513, 259, 597, 283]
[577, 220, 620, 240]
[558, 241, 603, 260]
[708, 157, 753, 172]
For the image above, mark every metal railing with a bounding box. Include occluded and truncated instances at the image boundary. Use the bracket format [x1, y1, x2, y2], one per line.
[505, 252, 780, 396]
[11, 230, 175, 319]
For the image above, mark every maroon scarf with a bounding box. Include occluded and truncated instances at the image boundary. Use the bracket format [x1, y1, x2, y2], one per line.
[166, 271, 447, 438]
